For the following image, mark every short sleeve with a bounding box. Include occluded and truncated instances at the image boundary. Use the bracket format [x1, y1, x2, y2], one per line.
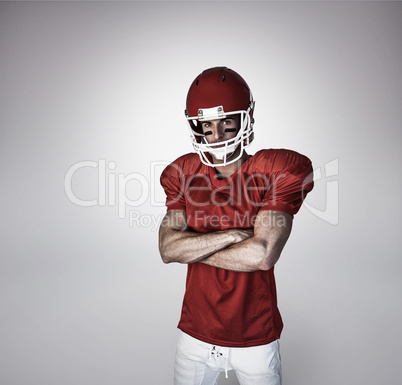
[160, 161, 187, 211]
[259, 150, 314, 216]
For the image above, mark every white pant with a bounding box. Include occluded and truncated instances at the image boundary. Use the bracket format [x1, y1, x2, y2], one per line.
[174, 332, 282, 385]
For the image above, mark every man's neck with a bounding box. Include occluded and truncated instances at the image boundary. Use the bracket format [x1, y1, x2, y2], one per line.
[213, 151, 250, 179]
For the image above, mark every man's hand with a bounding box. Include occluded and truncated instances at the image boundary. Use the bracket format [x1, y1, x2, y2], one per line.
[228, 228, 254, 243]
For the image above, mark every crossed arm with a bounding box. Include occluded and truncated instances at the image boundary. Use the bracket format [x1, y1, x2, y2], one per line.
[158, 209, 293, 272]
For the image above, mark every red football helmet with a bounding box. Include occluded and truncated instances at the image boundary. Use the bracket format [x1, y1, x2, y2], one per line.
[185, 67, 255, 166]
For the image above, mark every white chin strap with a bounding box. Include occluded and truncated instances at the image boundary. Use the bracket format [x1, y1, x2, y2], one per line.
[197, 136, 245, 167]
[205, 140, 237, 161]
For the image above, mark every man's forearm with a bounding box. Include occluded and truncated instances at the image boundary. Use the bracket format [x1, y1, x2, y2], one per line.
[159, 210, 290, 271]
[159, 227, 237, 264]
[159, 210, 253, 265]
[199, 237, 267, 272]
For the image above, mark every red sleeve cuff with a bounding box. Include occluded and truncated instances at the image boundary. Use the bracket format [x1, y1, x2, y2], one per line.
[259, 202, 296, 216]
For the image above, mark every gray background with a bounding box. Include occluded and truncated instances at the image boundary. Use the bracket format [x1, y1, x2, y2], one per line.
[1, 1, 401, 384]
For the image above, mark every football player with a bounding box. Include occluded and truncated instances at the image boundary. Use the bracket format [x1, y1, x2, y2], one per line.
[159, 67, 314, 385]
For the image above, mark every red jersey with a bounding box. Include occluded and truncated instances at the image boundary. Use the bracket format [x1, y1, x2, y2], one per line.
[160, 149, 314, 347]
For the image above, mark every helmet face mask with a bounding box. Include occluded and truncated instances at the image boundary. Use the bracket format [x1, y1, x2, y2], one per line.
[185, 67, 255, 167]
[186, 108, 254, 166]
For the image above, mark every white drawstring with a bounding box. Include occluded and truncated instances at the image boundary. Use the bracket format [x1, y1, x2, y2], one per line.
[224, 351, 229, 378]
[209, 345, 229, 379]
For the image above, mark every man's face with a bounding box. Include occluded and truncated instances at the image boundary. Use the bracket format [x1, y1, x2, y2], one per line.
[200, 115, 240, 145]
